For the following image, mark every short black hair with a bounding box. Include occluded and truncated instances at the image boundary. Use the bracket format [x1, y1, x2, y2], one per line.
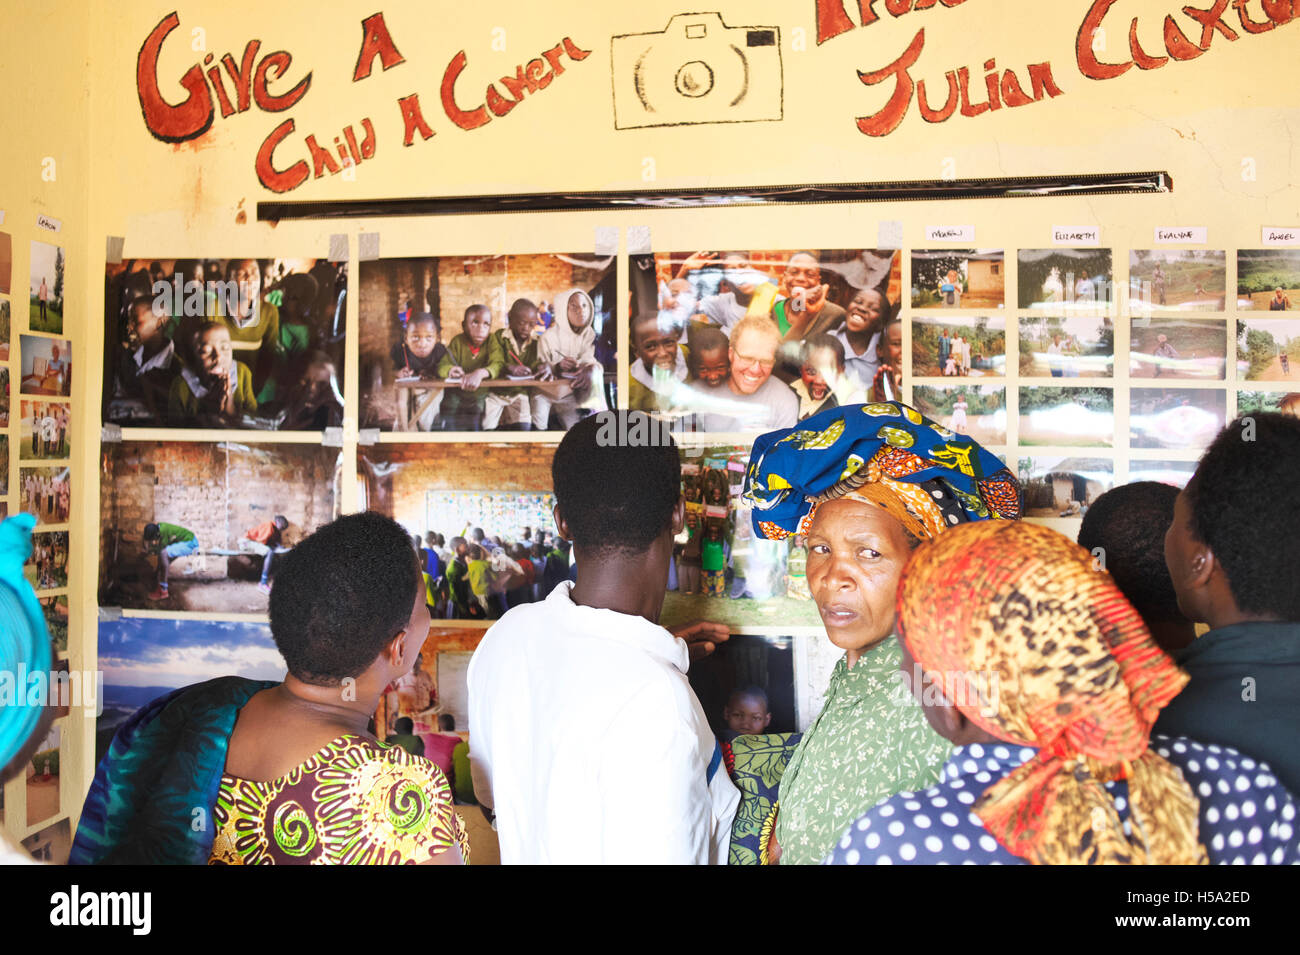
[438, 713, 455, 731]
[1184, 414, 1300, 620]
[143, 523, 160, 539]
[1078, 482, 1183, 622]
[728, 685, 770, 711]
[802, 333, 845, 368]
[508, 297, 537, 319]
[269, 511, 420, 685]
[552, 410, 680, 557]
[393, 716, 414, 735]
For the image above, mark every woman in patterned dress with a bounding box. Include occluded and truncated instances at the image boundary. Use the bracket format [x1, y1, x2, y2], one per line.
[741, 401, 1021, 864]
[71, 512, 467, 865]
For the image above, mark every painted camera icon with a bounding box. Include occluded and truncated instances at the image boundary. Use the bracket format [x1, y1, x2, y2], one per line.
[611, 12, 783, 130]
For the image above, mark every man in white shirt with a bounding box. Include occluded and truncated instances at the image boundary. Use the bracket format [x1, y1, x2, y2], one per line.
[469, 410, 739, 863]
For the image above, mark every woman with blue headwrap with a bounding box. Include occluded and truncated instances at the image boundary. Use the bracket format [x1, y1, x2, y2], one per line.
[0, 515, 59, 864]
[741, 401, 1020, 864]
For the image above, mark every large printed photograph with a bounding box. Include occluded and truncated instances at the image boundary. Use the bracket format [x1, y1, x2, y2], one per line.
[99, 442, 341, 613]
[359, 253, 616, 432]
[628, 249, 902, 431]
[102, 257, 347, 430]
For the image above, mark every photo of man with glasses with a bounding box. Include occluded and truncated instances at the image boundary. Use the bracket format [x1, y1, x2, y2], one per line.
[698, 316, 798, 431]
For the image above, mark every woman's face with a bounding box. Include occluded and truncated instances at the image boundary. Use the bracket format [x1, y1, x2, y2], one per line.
[806, 498, 914, 659]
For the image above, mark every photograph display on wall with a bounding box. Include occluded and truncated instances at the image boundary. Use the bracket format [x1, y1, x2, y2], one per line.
[628, 248, 902, 430]
[1237, 249, 1300, 310]
[1017, 386, 1115, 447]
[0, 298, 9, 360]
[1129, 388, 1226, 450]
[1128, 249, 1226, 311]
[26, 723, 60, 826]
[18, 466, 70, 525]
[29, 240, 65, 335]
[1127, 459, 1197, 487]
[21, 819, 71, 865]
[20, 335, 70, 397]
[1130, 318, 1227, 380]
[1236, 318, 1300, 381]
[98, 442, 341, 613]
[26, 530, 68, 590]
[20, 400, 69, 459]
[1016, 456, 1114, 518]
[1017, 249, 1114, 312]
[41, 594, 68, 653]
[689, 633, 796, 739]
[912, 384, 1007, 446]
[102, 257, 346, 430]
[910, 249, 1005, 309]
[911, 315, 1005, 378]
[1238, 390, 1300, 416]
[1017, 315, 1114, 378]
[0, 230, 11, 294]
[359, 253, 616, 433]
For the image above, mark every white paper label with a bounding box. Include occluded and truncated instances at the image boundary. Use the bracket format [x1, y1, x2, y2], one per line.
[1154, 226, 1207, 244]
[1262, 227, 1300, 246]
[36, 214, 61, 233]
[1052, 226, 1100, 245]
[925, 225, 974, 242]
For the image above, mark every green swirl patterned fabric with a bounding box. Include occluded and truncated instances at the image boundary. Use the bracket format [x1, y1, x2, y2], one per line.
[209, 734, 468, 865]
[725, 732, 802, 866]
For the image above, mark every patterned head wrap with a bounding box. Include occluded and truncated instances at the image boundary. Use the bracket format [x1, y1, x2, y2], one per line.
[897, 520, 1207, 865]
[0, 514, 53, 772]
[742, 401, 1021, 541]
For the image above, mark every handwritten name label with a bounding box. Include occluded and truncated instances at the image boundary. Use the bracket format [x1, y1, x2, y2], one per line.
[925, 225, 974, 242]
[36, 214, 61, 233]
[1155, 226, 1206, 244]
[1262, 228, 1300, 246]
[1052, 226, 1099, 245]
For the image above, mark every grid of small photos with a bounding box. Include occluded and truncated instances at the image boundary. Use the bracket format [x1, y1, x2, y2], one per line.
[905, 246, 1300, 520]
[0, 225, 74, 859]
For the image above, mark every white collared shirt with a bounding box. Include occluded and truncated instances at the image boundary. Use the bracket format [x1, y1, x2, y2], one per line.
[468, 581, 738, 864]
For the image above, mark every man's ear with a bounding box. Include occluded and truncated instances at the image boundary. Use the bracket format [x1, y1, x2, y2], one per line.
[552, 505, 573, 543]
[671, 496, 686, 535]
[1189, 543, 1217, 591]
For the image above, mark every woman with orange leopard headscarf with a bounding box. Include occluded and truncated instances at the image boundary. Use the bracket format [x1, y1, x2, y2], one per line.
[827, 520, 1300, 865]
[742, 401, 1021, 864]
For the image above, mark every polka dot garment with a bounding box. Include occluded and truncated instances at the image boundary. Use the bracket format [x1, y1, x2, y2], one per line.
[824, 737, 1300, 865]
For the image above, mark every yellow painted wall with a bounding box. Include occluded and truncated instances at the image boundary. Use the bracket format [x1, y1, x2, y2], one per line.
[1, 0, 1298, 841]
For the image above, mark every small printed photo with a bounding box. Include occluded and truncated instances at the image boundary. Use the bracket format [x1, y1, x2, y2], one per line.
[1236, 318, 1300, 381]
[1237, 390, 1300, 417]
[0, 231, 11, 294]
[360, 253, 616, 433]
[1018, 249, 1114, 311]
[0, 297, 10, 360]
[98, 617, 285, 764]
[26, 723, 60, 826]
[0, 435, 7, 495]
[1017, 386, 1115, 447]
[689, 634, 797, 740]
[0, 368, 8, 426]
[20, 335, 70, 396]
[1128, 250, 1226, 311]
[1128, 459, 1198, 488]
[911, 315, 1005, 378]
[20, 400, 70, 459]
[19, 466, 70, 525]
[29, 240, 66, 335]
[1130, 388, 1227, 450]
[1237, 249, 1300, 310]
[25, 530, 68, 590]
[1130, 318, 1227, 380]
[99, 442, 341, 613]
[1018, 315, 1114, 378]
[21, 818, 71, 865]
[628, 249, 903, 430]
[1016, 456, 1114, 518]
[910, 249, 1005, 309]
[103, 257, 347, 429]
[912, 384, 1007, 446]
[40, 594, 69, 653]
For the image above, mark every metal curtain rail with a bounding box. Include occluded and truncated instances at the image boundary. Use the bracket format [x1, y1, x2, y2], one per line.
[257, 171, 1171, 221]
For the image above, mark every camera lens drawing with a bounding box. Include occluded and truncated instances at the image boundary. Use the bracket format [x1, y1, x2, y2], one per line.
[612, 13, 783, 130]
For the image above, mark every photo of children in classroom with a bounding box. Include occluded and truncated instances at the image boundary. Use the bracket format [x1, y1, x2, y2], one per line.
[358, 253, 616, 432]
[98, 442, 340, 613]
[626, 249, 902, 431]
[101, 257, 347, 430]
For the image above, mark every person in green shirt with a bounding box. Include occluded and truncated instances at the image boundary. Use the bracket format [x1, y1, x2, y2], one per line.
[385, 716, 426, 758]
[142, 521, 199, 601]
[436, 304, 505, 430]
[167, 322, 258, 426]
[741, 400, 1022, 864]
[701, 518, 726, 596]
[485, 298, 548, 431]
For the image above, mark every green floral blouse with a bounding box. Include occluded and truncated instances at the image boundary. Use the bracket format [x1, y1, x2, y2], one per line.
[776, 637, 951, 865]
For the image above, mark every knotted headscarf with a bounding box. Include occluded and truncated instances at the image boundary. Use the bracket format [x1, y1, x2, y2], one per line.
[897, 520, 1207, 865]
[742, 401, 1021, 542]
